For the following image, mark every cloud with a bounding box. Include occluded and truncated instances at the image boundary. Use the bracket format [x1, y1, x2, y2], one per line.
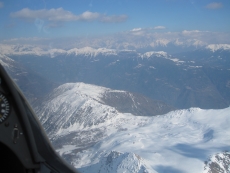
[2, 29, 230, 51]
[10, 8, 127, 24]
[79, 11, 101, 21]
[205, 2, 223, 9]
[0, 1, 4, 8]
[131, 28, 142, 32]
[182, 30, 201, 35]
[130, 28, 144, 36]
[154, 26, 166, 30]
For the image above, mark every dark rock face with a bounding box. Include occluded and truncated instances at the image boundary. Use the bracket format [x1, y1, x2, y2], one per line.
[102, 91, 173, 116]
[204, 151, 230, 173]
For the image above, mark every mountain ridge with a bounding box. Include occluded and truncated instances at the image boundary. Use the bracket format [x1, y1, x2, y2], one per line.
[33, 82, 230, 173]
[1, 44, 230, 57]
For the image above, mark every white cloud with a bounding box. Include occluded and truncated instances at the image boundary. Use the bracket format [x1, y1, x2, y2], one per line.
[0, 1, 4, 8]
[10, 8, 94, 22]
[182, 30, 201, 35]
[154, 26, 166, 30]
[131, 28, 142, 32]
[205, 2, 223, 9]
[10, 8, 127, 24]
[79, 11, 100, 21]
[130, 28, 144, 36]
[181, 30, 210, 38]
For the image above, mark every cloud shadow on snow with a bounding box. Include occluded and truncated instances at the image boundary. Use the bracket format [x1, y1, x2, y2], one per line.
[154, 165, 184, 173]
[170, 143, 230, 161]
[169, 143, 209, 160]
[203, 129, 214, 142]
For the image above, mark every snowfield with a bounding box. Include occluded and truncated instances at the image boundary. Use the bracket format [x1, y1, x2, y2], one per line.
[36, 83, 230, 173]
[73, 107, 230, 173]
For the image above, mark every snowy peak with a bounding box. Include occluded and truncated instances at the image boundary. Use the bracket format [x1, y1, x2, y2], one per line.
[36, 82, 172, 137]
[51, 82, 109, 102]
[140, 51, 185, 65]
[78, 151, 155, 173]
[0, 44, 119, 57]
[206, 44, 230, 52]
[67, 47, 118, 57]
[36, 83, 119, 137]
[140, 51, 168, 58]
[204, 151, 230, 173]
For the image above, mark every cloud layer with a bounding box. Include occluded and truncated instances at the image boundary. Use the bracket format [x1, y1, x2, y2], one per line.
[2, 29, 230, 51]
[10, 8, 128, 24]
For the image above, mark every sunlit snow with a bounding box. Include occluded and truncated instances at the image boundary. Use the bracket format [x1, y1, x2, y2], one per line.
[37, 82, 230, 173]
[72, 107, 230, 173]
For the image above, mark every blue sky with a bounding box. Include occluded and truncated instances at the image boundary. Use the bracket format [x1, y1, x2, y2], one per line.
[0, 0, 229, 40]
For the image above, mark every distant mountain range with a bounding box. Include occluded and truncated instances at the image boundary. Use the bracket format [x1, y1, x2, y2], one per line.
[1, 43, 230, 56]
[3, 44, 230, 109]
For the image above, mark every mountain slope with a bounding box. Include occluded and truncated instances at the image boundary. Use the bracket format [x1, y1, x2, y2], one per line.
[35, 82, 172, 150]
[78, 151, 156, 173]
[34, 82, 230, 173]
[74, 107, 230, 173]
[0, 54, 57, 103]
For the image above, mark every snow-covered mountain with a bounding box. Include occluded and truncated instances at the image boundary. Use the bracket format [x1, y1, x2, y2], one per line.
[73, 107, 230, 173]
[78, 151, 156, 173]
[2, 43, 230, 57]
[206, 44, 230, 52]
[35, 82, 172, 140]
[0, 44, 120, 57]
[34, 82, 230, 173]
